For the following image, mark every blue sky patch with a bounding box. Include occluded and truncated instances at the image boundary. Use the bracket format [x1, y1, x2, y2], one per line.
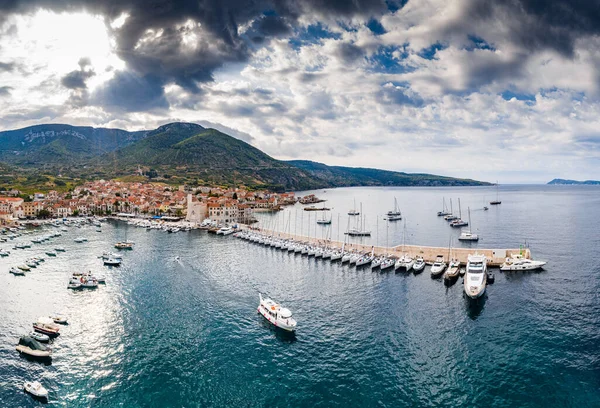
[366, 19, 386, 35]
[418, 42, 447, 60]
[288, 23, 342, 50]
[367, 45, 413, 74]
[501, 90, 536, 101]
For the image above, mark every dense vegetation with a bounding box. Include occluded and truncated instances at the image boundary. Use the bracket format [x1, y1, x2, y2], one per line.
[0, 122, 490, 192]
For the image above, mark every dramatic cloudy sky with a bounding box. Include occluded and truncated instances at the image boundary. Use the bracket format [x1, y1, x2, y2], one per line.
[1, 0, 599, 182]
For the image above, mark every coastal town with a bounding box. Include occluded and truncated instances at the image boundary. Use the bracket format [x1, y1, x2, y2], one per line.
[0, 180, 299, 226]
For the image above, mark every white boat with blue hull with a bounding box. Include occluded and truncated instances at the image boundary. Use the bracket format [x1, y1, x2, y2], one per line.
[258, 293, 297, 332]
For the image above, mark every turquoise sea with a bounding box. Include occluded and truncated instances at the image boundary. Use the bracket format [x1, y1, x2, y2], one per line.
[0, 185, 599, 407]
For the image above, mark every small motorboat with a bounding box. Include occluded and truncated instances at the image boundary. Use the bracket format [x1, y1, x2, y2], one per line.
[45, 251, 57, 257]
[25, 260, 38, 268]
[412, 256, 426, 273]
[67, 280, 82, 289]
[0, 249, 10, 257]
[24, 381, 49, 399]
[430, 255, 447, 277]
[55, 247, 66, 252]
[101, 252, 123, 260]
[258, 293, 297, 332]
[10, 267, 25, 276]
[29, 331, 50, 343]
[33, 318, 61, 336]
[444, 259, 461, 283]
[104, 257, 121, 266]
[17, 264, 31, 271]
[49, 315, 68, 324]
[114, 241, 133, 250]
[16, 336, 52, 359]
[74, 237, 88, 243]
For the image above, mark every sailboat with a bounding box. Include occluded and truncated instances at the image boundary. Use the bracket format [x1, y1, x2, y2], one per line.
[386, 197, 402, 221]
[444, 199, 458, 221]
[394, 220, 414, 271]
[443, 237, 460, 283]
[316, 212, 332, 225]
[490, 181, 502, 205]
[458, 207, 479, 241]
[348, 198, 360, 216]
[437, 198, 451, 217]
[450, 198, 468, 227]
[347, 203, 371, 236]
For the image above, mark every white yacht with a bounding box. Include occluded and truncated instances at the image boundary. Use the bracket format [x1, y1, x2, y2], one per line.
[412, 256, 425, 272]
[380, 257, 395, 270]
[430, 255, 446, 277]
[74, 237, 87, 243]
[217, 226, 235, 235]
[394, 254, 414, 271]
[500, 254, 546, 271]
[444, 259, 461, 282]
[258, 293, 297, 332]
[458, 208, 478, 241]
[23, 381, 49, 399]
[104, 257, 122, 266]
[464, 254, 487, 299]
[101, 252, 123, 260]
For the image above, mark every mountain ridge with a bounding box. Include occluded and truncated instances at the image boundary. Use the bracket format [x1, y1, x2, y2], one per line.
[0, 122, 491, 190]
[547, 178, 600, 185]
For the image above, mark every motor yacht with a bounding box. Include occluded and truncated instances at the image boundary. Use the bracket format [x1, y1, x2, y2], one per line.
[412, 256, 426, 273]
[464, 254, 487, 299]
[444, 259, 461, 282]
[258, 293, 297, 332]
[49, 315, 68, 324]
[104, 257, 122, 266]
[24, 381, 49, 400]
[217, 226, 235, 235]
[430, 255, 446, 277]
[500, 254, 546, 271]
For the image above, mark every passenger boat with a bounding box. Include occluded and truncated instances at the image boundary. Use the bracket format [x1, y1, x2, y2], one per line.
[257, 293, 297, 332]
[500, 254, 546, 271]
[16, 336, 52, 359]
[430, 255, 446, 277]
[24, 381, 49, 400]
[464, 254, 487, 299]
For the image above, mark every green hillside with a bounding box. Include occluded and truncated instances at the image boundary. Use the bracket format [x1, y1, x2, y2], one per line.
[0, 122, 491, 191]
[286, 160, 490, 187]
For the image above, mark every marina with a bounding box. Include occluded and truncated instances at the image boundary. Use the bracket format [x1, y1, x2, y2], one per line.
[0, 185, 597, 407]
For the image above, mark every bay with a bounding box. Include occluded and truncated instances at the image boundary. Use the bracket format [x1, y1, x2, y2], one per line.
[1, 185, 599, 407]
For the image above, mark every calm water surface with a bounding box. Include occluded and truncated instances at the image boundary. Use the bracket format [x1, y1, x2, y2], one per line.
[1, 185, 599, 407]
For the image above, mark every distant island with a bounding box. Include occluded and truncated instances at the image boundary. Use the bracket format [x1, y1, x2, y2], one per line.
[0, 122, 490, 192]
[547, 179, 600, 185]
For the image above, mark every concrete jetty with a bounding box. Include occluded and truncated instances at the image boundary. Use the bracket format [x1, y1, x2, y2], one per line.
[243, 227, 530, 266]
